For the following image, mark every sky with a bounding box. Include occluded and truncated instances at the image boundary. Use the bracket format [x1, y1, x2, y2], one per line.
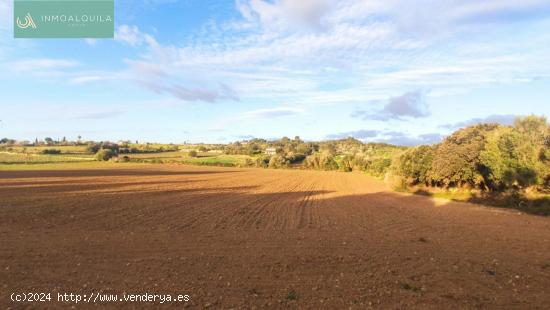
[1, 0, 550, 145]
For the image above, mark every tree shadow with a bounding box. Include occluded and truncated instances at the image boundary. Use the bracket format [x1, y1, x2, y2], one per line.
[412, 189, 550, 216]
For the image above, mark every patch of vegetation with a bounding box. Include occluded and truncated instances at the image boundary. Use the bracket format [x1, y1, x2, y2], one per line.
[95, 149, 116, 161]
[285, 290, 298, 301]
[387, 115, 550, 215]
[41, 149, 61, 155]
[399, 282, 420, 292]
[0, 152, 94, 164]
[390, 116, 550, 191]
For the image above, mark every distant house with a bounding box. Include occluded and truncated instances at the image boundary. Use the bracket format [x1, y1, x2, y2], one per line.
[265, 147, 277, 155]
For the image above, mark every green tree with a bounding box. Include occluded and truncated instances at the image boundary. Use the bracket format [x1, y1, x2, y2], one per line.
[392, 145, 436, 185]
[95, 149, 115, 161]
[268, 155, 288, 168]
[479, 127, 545, 189]
[430, 124, 500, 188]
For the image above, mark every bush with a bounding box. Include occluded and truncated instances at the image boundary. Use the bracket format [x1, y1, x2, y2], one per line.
[86, 143, 101, 154]
[368, 158, 393, 177]
[387, 116, 549, 192]
[392, 145, 435, 185]
[255, 155, 270, 168]
[95, 149, 116, 161]
[337, 155, 353, 172]
[243, 158, 255, 167]
[304, 152, 338, 170]
[480, 127, 545, 189]
[286, 153, 306, 164]
[430, 124, 500, 188]
[268, 155, 288, 168]
[41, 149, 61, 155]
[188, 150, 198, 157]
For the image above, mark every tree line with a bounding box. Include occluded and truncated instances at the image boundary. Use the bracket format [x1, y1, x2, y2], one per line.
[389, 116, 549, 192]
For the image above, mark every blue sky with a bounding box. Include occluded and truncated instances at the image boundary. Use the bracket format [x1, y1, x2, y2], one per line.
[1, 0, 550, 145]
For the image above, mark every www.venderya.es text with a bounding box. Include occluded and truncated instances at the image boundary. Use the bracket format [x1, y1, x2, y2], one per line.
[10, 292, 190, 304]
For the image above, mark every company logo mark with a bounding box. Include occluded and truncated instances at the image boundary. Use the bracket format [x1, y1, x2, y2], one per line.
[16, 13, 37, 29]
[14, 0, 114, 38]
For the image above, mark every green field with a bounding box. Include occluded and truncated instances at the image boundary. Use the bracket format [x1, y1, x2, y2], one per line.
[0, 152, 94, 164]
[0, 150, 251, 170]
[180, 154, 250, 166]
[128, 152, 251, 167]
[126, 151, 184, 159]
[5, 145, 89, 154]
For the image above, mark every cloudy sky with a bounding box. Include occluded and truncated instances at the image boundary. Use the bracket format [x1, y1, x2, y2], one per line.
[1, 0, 550, 145]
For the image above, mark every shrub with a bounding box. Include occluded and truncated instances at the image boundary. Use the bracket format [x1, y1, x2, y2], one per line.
[241, 158, 254, 167]
[286, 153, 306, 164]
[95, 149, 116, 161]
[41, 149, 61, 155]
[268, 155, 288, 168]
[86, 143, 101, 154]
[255, 155, 270, 168]
[430, 124, 500, 188]
[304, 152, 338, 170]
[337, 155, 353, 172]
[368, 158, 393, 177]
[392, 145, 435, 185]
[188, 150, 198, 157]
[480, 126, 546, 189]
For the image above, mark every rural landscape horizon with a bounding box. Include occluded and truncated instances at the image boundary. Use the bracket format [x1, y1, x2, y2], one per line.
[2, 0, 550, 308]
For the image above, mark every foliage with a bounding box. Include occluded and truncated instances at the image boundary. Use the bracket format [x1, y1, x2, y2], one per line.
[268, 155, 289, 168]
[429, 124, 500, 188]
[392, 145, 435, 185]
[95, 149, 116, 161]
[479, 127, 545, 189]
[255, 155, 270, 168]
[41, 149, 62, 155]
[188, 150, 198, 157]
[304, 152, 339, 170]
[86, 143, 101, 154]
[388, 115, 550, 193]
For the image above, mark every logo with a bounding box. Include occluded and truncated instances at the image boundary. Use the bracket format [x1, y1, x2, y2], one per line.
[14, 0, 114, 38]
[16, 13, 37, 29]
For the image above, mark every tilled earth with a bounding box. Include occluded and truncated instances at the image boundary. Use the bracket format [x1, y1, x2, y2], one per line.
[1, 165, 549, 309]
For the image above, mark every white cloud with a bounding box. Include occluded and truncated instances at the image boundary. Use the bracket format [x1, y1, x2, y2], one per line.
[115, 25, 148, 46]
[238, 0, 331, 30]
[440, 114, 517, 130]
[70, 75, 117, 85]
[241, 107, 303, 119]
[326, 128, 443, 146]
[62, 0, 550, 110]
[84, 39, 98, 46]
[353, 91, 430, 121]
[9, 58, 80, 72]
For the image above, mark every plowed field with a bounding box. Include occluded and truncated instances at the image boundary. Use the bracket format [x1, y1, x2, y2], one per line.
[1, 165, 549, 309]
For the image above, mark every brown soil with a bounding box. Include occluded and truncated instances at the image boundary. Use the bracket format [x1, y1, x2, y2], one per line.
[1, 165, 549, 309]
